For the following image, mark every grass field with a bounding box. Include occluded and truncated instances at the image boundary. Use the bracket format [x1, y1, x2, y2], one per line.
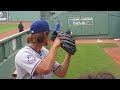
[0, 24, 30, 33]
[1, 23, 119, 79]
[45, 43, 120, 79]
[0, 24, 18, 33]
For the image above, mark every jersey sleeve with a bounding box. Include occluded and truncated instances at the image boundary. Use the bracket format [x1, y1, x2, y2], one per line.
[53, 61, 61, 72]
[41, 47, 61, 73]
[16, 52, 42, 76]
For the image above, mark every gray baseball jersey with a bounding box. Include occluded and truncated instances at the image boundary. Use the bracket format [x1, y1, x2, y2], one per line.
[15, 46, 60, 79]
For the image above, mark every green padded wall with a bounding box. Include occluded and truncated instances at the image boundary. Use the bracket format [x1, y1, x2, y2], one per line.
[108, 15, 120, 38]
[0, 51, 18, 79]
[94, 14, 108, 35]
[51, 11, 108, 36]
[9, 11, 41, 21]
[49, 11, 120, 38]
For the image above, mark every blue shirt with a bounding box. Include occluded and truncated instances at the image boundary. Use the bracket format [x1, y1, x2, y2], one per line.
[55, 22, 61, 31]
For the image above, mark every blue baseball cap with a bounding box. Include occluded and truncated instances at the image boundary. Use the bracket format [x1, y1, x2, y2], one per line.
[30, 20, 55, 34]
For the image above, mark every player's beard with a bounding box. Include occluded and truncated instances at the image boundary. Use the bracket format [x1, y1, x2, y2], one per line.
[42, 37, 48, 46]
[44, 41, 48, 46]
[38, 40, 48, 47]
[42, 31, 49, 46]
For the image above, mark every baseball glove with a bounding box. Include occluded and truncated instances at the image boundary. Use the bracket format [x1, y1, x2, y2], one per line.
[51, 31, 76, 55]
[51, 31, 58, 41]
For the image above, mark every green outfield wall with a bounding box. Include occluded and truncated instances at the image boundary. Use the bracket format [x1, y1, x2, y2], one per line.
[48, 11, 120, 39]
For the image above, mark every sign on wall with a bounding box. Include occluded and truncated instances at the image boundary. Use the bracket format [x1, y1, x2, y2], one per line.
[0, 11, 8, 21]
[68, 16, 93, 26]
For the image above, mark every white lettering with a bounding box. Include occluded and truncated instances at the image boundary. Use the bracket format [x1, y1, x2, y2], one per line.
[0, 18, 6, 21]
[69, 16, 94, 26]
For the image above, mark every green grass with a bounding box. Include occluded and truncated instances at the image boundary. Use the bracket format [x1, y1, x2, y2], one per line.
[97, 43, 119, 48]
[45, 43, 120, 79]
[0, 24, 30, 33]
[0, 24, 18, 33]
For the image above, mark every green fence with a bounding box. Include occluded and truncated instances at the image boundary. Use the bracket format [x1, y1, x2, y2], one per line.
[0, 30, 29, 79]
[9, 11, 41, 22]
[48, 11, 120, 39]
[1, 11, 120, 39]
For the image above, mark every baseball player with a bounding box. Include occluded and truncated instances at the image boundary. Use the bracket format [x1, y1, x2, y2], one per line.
[18, 21, 24, 32]
[55, 20, 62, 32]
[15, 20, 74, 79]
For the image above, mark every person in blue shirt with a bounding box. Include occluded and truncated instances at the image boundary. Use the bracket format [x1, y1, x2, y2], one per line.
[55, 20, 62, 32]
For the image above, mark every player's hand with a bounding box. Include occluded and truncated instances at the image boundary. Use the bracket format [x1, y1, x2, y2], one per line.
[52, 37, 61, 48]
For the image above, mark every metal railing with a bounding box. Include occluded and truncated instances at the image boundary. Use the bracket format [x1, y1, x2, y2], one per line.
[0, 30, 30, 63]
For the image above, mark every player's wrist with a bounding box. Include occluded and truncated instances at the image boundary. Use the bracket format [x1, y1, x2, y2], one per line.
[51, 43, 59, 49]
[52, 45, 58, 49]
[67, 53, 72, 56]
[52, 37, 61, 48]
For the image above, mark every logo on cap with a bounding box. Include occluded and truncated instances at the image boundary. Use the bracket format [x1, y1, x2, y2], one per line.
[31, 30, 34, 33]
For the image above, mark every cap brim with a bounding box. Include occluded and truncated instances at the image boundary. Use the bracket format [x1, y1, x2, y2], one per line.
[49, 29, 56, 32]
